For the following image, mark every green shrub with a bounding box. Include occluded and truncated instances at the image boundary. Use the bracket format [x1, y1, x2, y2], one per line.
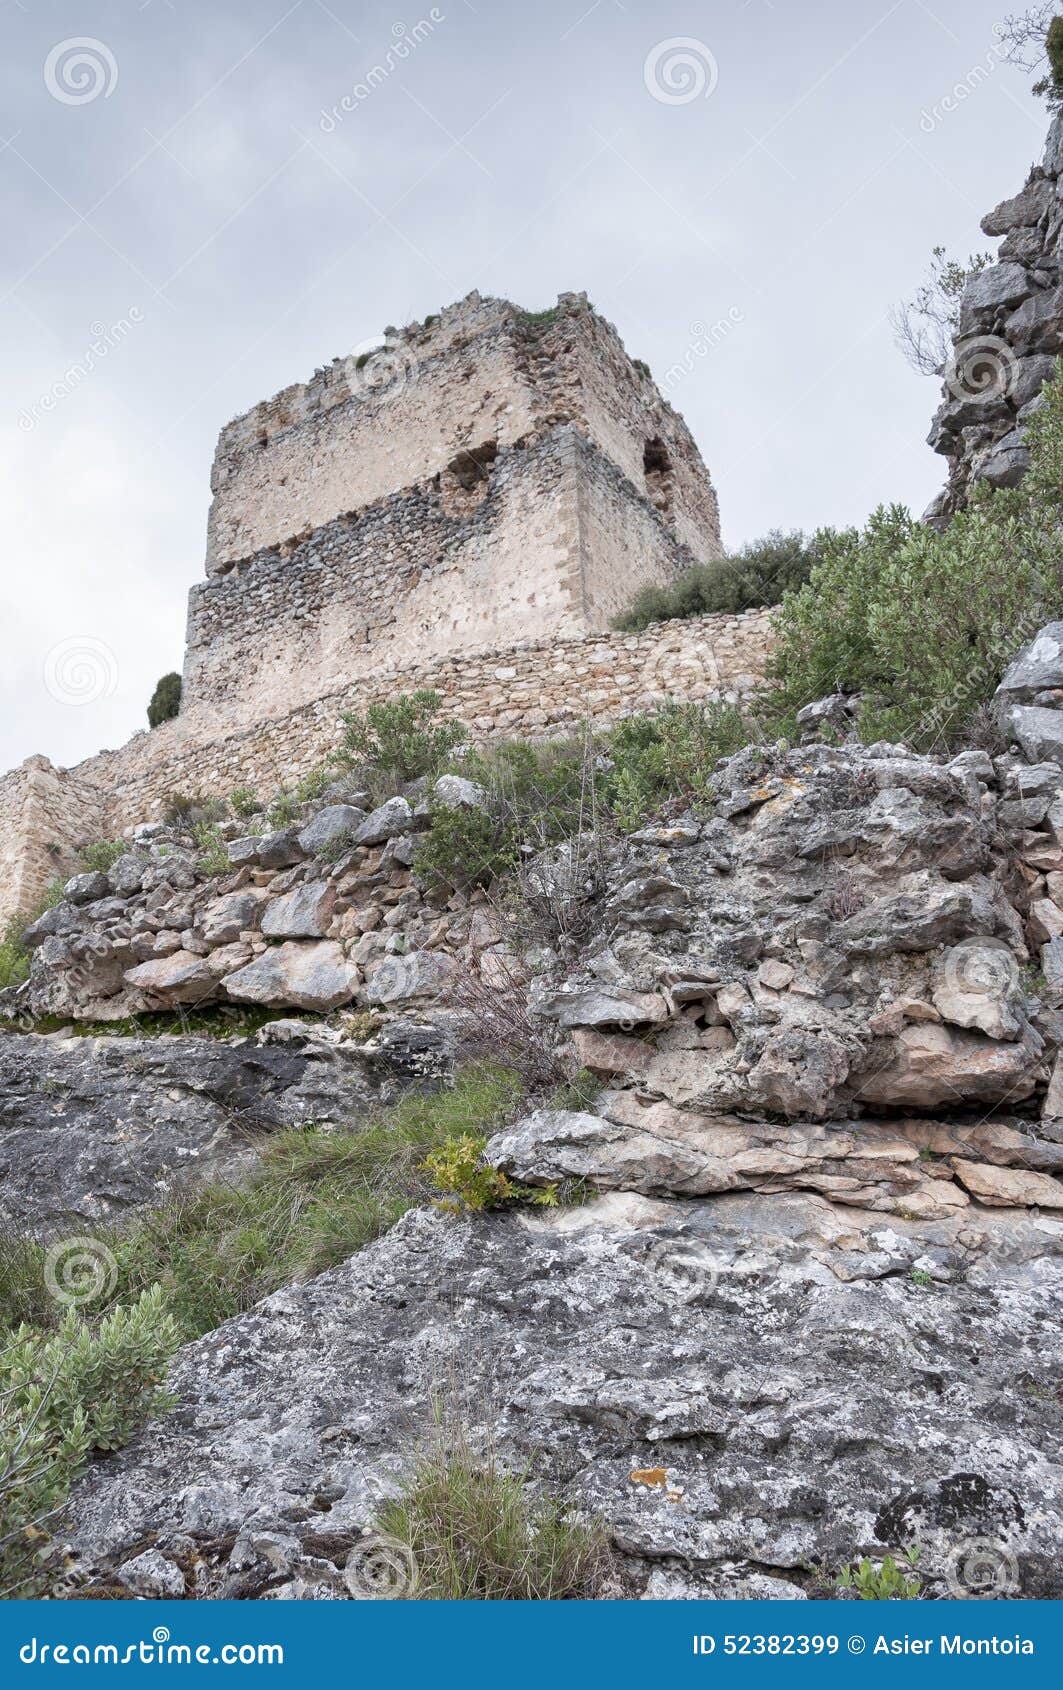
[147, 672, 182, 729]
[0, 1287, 178, 1595]
[78, 840, 126, 875]
[375, 1431, 608, 1599]
[192, 821, 230, 877]
[1035, 15, 1063, 104]
[0, 878, 67, 992]
[415, 737, 598, 893]
[163, 793, 226, 830]
[267, 790, 299, 829]
[294, 765, 332, 804]
[335, 691, 466, 789]
[614, 531, 827, 631]
[0, 921, 32, 992]
[767, 372, 1063, 749]
[229, 787, 260, 820]
[606, 700, 752, 829]
[837, 1549, 922, 1600]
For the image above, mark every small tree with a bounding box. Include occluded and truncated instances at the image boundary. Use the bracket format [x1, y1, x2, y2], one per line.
[147, 672, 182, 728]
[891, 247, 993, 378]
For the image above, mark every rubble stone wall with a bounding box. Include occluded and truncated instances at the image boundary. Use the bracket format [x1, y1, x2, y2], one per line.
[0, 609, 774, 925]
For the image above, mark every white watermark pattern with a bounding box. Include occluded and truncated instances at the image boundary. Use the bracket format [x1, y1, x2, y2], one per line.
[18, 309, 144, 432]
[43, 637, 120, 707]
[44, 39, 119, 106]
[644, 38, 718, 107]
[945, 1536, 1020, 1599]
[344, 1533, 418, 1598]
[319, 12, 446, 130]
[944, 333, 1018, 404]
[43, 1237, 118, 1309]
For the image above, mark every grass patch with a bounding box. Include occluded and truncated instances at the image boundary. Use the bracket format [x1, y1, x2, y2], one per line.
[0, 1064, 526, 1345]
[375, 1426, 608, 1599]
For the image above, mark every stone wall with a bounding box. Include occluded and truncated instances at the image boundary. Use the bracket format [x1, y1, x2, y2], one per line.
[205, 291, 721, 576]
[927, 111, 1063, 519]
[0, 609, 773, 926]
[184, 427, 715, 733]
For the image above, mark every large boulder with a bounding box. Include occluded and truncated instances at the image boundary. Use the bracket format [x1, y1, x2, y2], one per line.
[297, 806, 366, 855]
[223, 942, 358, 1011]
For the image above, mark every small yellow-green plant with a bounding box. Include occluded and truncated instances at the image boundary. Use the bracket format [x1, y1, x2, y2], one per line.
[421, 1134, 557, 1213]
[838, 1548, 921, 1600]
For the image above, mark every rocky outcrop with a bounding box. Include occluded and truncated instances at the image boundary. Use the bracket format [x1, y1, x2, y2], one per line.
[483, 733, 1063, 1223]
[21, 626, 1063, 1599]
[0, 1020, 446, 1234]
[927, 112, 1063, 518]
[51, 1195, 1062, 1599]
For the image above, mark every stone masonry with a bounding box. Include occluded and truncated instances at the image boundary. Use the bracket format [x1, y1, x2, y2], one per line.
[0, 290, 750, 925]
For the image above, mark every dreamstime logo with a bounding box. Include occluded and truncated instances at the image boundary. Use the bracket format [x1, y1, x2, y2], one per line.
[17, 308, 144, 433]
[344, 1534, 418, 1599]
[945, 335, 1017, 404]
[643, 38, 718, 106]
[640, 641, 721, 697]
[343, 338, 417, 403]
[644, 1235, 720, 1303]
[319, 11, 446, 130]
[364, 953, 421, 1004]
[944, 1536, 1020, 1599]
[661, 310, 744, 393]
[43, 637, 119, 707]
[44, 1237, 118, 1309]
[919, 24, 1007, 133]
[941, 938, 1019, 1001]
[44, 38, 118, 106]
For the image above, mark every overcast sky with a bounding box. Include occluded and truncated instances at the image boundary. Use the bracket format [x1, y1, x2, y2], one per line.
[0, 0, 1051, 776]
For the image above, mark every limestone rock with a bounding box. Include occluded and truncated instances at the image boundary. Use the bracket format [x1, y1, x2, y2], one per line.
[854, 1023, 1042, 1109]
[124, 950, 217, 1005]
[432, 774, 487, 809]
[223, 942, 358, 1011]
[362, 949, 454, 1005]
[63, 872, 110, 906]
[931, 940, 1025, 1040]
[952, 1160, 1063, 1209]
[261, 882, 336, 940]
[52, 1199, 1063, 1598]
[297, 806, 366, 854]
[200, 890, 266, 946]
[352, 798, 413, 847]
[0, 1032, 381, 1232]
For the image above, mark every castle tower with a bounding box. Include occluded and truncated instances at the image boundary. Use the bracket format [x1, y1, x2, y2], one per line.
[180, 291, 723, 731]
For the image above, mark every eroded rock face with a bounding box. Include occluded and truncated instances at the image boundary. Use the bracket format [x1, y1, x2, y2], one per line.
[927, 111, 1063, 517]
[0, 1031, 386, 1233]
[53, 1197, 1063, 1599]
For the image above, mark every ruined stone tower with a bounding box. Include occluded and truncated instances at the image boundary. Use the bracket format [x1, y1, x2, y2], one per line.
[1, 290, 767, 923]
[181, 290, 722, 732]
